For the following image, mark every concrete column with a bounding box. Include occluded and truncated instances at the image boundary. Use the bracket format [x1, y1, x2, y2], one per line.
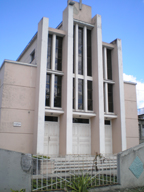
[60, 4, 73, 155]
[91, 14, 105, 154]
[83, 26, 87, 112]
[50, 34, 56, 108]
[111, 39, 127, 153]
[75, 24, 78, 110]
[34, 17, 49, 154]
[117, 39, 126, 151]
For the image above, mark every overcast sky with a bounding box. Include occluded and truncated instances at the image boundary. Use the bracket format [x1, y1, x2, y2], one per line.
[0, 0, 144, 108]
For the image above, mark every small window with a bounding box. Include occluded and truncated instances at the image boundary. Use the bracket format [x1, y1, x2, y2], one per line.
[30, 50, 35, 63]
[105, 120, 111, 125]
[73, 118, 89, 124]
[45, 116, 58, 122]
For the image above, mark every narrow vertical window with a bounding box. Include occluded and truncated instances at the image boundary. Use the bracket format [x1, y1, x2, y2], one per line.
[54, 75, 62, 107]
[78, 28, 83, 75]
[55, 36, 62, 71]
[47, 35, 52, 69]
[87, 30, 92, 76]
[108, 84, 113, 112]
[73, 78, 75, 109]
[78, 79, 83, 109]
[87, 81, 93, 110]
[107, 49, 112, 80]
[73, 26, 75, 73]
[45, 74, 51, 106]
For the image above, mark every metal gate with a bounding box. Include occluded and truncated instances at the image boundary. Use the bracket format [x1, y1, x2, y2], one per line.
[31, 154, 118, 191]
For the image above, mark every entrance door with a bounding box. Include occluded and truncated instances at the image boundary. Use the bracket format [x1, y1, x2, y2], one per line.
[44, 117, 59, 157]
[105, 120, 113, 154]
[72, 121, 91, 154]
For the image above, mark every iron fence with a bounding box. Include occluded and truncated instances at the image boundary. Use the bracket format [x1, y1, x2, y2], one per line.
[31, 154, 118, 191]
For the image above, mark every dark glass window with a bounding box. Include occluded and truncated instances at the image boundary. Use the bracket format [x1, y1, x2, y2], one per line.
[55, 36, 62, 71]
[87, 30, 92, 76]
[108, 84, 113, 112]
[30, 50, 35, 63]
[73, 118, 89, 124]
[54, 75, 62, 107]
[45, 74, 51, 106]
[78, 28, 83, 75]
[73, 26, 75, 73]
[73, 78, 75, 109]
[78, 79, 83, 110]
[47, 35, 52, 69]
[87, 81, 93, 110]
[45, 116, 58, 122]
[105, 120, 111, 125]
[107, 49, 112, 80]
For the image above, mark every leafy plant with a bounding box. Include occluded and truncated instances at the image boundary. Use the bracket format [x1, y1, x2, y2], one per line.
[32, 155, 50, 159]
[67, 174, 92, 192]
[11, 189, 25, 192]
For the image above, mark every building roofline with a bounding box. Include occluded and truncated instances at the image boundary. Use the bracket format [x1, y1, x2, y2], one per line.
[0, 59, 37, 70]
[124, 81, 137, 85]
[17, 32, 37, 61]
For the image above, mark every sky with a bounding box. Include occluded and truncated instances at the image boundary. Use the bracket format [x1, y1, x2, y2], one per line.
[0, 0, 144, 109]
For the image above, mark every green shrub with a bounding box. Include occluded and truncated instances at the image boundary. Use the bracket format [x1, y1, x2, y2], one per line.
[11, 189, 25, 192]
[67, 174, 92, 192]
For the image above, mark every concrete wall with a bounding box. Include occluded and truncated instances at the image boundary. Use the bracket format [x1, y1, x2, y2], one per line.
[73, 1, 92, 24]
[111, 39, 126, 154]
[91, 14, 104, 155]
[17, 36, 37, 65]
[117, 143, 144, 188]
[0, 61, 36, 154]
[0, 148, 31, 192]
[124, 82, 139, 149]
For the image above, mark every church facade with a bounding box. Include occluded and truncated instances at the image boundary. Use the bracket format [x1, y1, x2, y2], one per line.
[0, 1, 139, 156]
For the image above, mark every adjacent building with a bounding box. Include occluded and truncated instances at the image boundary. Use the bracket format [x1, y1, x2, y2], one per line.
[0, 1, 139, 157]
[138, 108, 144, 144]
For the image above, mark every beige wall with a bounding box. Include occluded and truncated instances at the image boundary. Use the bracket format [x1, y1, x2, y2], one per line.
[73, 2, 92, 24]
[17, 37, 37, 65]
[0, 62, 36, 154]
[124, 82, 139, 149]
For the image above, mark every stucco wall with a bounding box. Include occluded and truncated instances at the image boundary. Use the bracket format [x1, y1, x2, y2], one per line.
[18, 36, 37, 65]
[124, 82, 139, 149]
[0, 62, 36, 153]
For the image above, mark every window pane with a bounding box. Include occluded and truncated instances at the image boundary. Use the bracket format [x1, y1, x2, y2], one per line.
[78, 79, 83, 109]
[73, 118, 89, 124]
[73, 26, 75, 73]
[54, 75, 62, 107]
[47, 35, 52, 69]
[45, 74, 51, 106]
[87, 80, 93, 110]
[87, 29, 92, 76]
[107, 49, 112, 80]
[45, 116, 58, 122]
[73, 78, 75, 109]
[78, 28, 83, 75]
[55, 36, 62, 71]
[108, 84, 113, 112]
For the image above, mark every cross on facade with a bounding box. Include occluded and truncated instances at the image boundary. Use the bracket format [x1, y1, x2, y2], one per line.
[79, 0, 82, 10]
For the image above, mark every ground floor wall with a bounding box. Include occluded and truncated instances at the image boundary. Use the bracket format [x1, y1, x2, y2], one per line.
[43, 116, 114, 157]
